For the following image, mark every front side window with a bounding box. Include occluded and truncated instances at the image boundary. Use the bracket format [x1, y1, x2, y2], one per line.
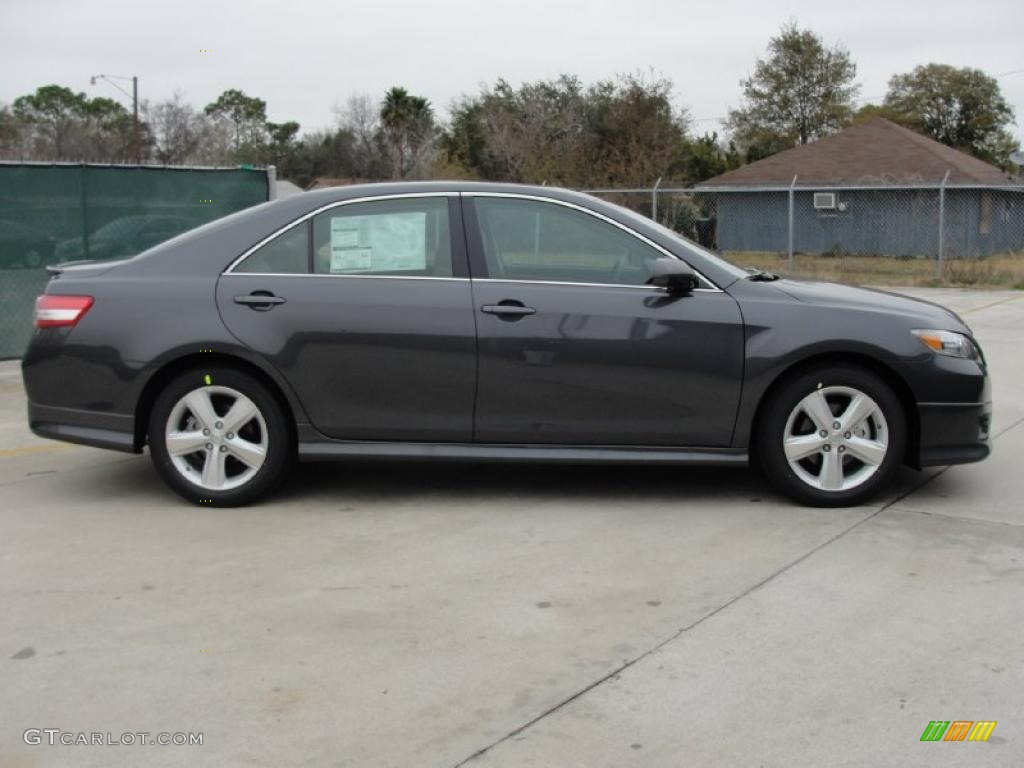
[312, 197, 452, 277]
[472, 197, 665, 286]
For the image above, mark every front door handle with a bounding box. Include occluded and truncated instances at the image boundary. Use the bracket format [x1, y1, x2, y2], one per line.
[481, 301, 536, 318]
[234, 292, 286, 311]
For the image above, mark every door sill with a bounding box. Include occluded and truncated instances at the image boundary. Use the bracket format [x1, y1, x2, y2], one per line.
[297, 440, 747, 466]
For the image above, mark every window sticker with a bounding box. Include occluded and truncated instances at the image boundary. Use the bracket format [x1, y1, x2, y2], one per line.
[328, 212, 427, 273]
[331, 247, 373, 272]
[331, 225, 360, 249]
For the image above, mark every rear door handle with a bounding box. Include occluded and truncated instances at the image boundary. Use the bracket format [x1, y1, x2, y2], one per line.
[234, 292, 286, 310]
[481, 302, 536, 317]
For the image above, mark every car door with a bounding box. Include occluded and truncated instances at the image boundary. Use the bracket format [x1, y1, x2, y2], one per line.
[217, 193, 477, 441]
[465, 194, 744, 446]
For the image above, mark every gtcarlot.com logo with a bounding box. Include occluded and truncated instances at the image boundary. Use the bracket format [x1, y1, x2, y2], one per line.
[24, 729, 203, 746]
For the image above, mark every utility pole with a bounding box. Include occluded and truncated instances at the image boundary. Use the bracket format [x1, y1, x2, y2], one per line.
[132, 76, 139, 164]
[90, 74, 140, 164]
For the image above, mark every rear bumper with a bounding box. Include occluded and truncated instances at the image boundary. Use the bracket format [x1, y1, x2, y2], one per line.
[28, 402, 138, 453]
[916, 400, 992, 467]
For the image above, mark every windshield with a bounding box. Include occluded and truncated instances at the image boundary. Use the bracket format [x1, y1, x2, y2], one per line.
[608, 202, 750, 281]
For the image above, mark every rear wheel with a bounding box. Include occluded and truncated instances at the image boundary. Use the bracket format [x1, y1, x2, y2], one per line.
[148, 367, 292, 506]
[757, 365, 906, 507]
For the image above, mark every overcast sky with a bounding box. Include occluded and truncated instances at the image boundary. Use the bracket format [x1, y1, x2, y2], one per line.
[2, 0, 1022, 143]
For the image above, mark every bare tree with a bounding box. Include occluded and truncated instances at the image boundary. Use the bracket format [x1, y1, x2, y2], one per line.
[478, 76, 589, 184]
[334, 93, 386, 178]
[0, 102, 28, 160]
[190, 116, 235, 165]
[144, 92, 204, 164]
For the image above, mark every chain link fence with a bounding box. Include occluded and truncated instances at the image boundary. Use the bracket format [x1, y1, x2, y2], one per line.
[584, 182, 1024, 282]
[0, 162, 272, 359]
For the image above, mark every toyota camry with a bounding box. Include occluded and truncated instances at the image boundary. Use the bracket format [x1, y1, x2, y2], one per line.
[22, 182, 992, 507]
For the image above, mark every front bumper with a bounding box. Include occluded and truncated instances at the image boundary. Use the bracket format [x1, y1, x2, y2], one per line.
[916, 400, 992, 467]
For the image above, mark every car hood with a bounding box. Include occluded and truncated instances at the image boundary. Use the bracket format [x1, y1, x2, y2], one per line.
[770, 279, 969, 332]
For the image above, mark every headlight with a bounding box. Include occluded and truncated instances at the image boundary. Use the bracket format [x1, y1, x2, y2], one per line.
[911, 329, 980, 360]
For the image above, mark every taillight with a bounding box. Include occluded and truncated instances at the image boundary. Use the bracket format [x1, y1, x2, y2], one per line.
[34, 295, 94, 328]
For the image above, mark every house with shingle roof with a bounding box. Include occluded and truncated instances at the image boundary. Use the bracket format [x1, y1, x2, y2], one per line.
[697, 118, 1021, 258]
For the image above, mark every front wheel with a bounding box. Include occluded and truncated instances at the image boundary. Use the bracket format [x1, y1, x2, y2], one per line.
[148, 367, 293, 506]
[757, 365, 906, 507]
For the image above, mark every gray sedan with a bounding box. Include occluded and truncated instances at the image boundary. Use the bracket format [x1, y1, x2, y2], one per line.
[22, 182, 991, 507]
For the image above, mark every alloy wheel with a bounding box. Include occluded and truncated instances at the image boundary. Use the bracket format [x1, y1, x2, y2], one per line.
[164, 385, 268, 491]
[782, 385, 889, 493]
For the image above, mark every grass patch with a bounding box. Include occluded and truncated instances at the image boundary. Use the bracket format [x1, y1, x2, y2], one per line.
[725, 251, 1024, 289]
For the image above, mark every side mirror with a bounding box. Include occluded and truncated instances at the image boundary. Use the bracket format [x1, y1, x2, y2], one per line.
[646, 258, 699, 295]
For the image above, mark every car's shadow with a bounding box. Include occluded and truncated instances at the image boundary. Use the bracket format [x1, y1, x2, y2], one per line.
[278, 460, 777, 505]
[45, 453, 934, 509]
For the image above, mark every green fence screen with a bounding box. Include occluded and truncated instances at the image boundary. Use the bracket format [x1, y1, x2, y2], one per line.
[0, 163, 269, 359]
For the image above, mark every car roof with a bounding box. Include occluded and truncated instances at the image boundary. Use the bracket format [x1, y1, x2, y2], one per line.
[294, 180, 592, 207]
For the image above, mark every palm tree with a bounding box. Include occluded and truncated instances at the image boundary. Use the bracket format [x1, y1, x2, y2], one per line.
[380, 87, 435, 178]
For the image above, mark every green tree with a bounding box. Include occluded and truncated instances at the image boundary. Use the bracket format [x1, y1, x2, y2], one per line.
[882, 64, 1019, 167]
[726, 22, 859, 156]
[12, 84, 90, 158]
[586, 73, 690, 187]
[851, 103, 905, 125]
[440, 97, 488, 177]
[265, 120, 301, 165]
[442, 76, 589, 184]
[277, 129, 360, 187]
[380, 87, 435, 178]
[204, 89, 268, 155]
[680, 132, 742, 183]
[442, 73, 693, 187]
[81, 96, 133, 161]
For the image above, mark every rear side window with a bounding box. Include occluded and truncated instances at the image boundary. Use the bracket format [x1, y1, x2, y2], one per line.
[311, 197, 452, 277]
[234, 222, 309, 274]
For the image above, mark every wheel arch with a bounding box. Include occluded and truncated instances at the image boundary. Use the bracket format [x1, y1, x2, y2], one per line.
[748, 352, 920, 468]
[133, 351, 302, 451]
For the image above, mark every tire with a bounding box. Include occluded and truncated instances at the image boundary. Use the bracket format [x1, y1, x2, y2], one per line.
[756, 364, 906, 507]
[148, 367, 293, 506]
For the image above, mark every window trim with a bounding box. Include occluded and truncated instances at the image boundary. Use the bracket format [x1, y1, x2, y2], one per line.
[465, 192, 722, 292]
[223, 190, 722, 292]
[223, 192, 462, 277]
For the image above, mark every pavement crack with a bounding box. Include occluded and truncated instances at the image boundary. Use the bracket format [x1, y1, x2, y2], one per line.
[896, 507, 1024, 528]
[451, 468, 949, 766]
[960, 294, 1023, 316]
[992, 414, 1024, 440]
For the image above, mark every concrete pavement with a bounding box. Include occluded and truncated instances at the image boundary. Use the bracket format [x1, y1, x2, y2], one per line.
[1, 288, 1021, 767]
